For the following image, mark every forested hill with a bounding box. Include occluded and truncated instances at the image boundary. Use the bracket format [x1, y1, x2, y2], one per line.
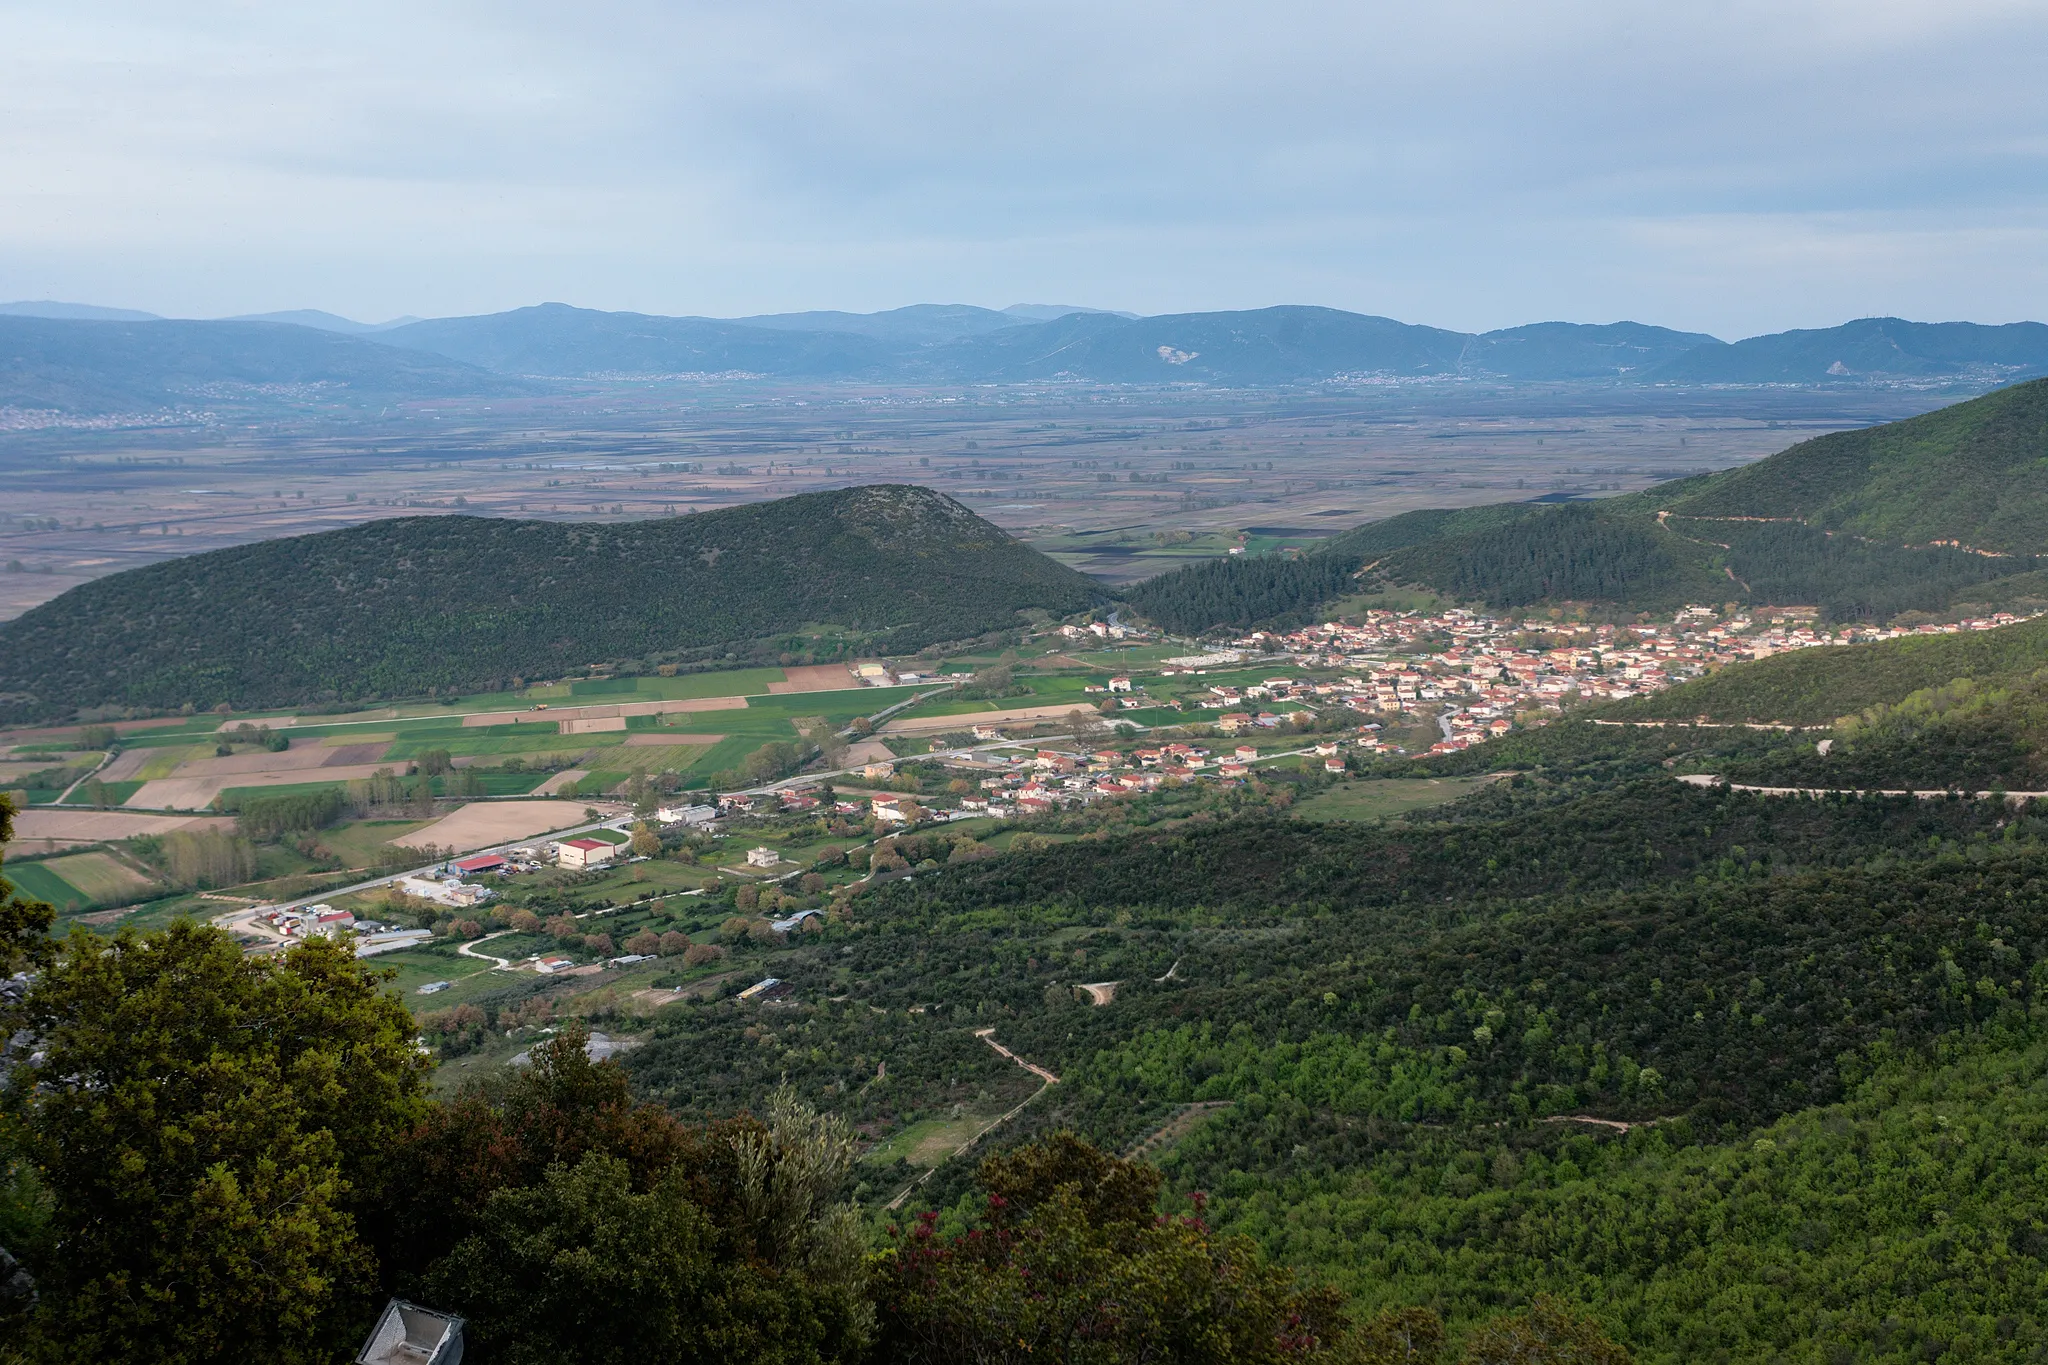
[1127, 378, 2048, 633]
[1658, 374, 2048, 553]
[1612, 612, 2048, 725]
[0, 485, 1099, 719]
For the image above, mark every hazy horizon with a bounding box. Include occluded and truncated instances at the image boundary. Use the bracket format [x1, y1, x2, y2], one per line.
[3, 2, 2044, 338]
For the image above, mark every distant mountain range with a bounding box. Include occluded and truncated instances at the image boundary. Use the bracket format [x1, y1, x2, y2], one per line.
[0, 315, 525, 414]
[4, 298, 2046, 413]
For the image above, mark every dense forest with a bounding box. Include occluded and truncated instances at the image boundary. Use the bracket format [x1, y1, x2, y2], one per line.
[801, 756, 2048, 1360]
[0, 485, 1100, 720]
[22, 428, 2048, 1360]
[1123, 549, 1366, 634]
[1660, 374, 2048, 554]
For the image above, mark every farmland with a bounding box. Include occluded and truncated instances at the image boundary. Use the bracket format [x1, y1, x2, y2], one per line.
[0, 376, 1942, 623]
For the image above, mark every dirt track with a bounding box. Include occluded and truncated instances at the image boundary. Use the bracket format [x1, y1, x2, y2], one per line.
[767, 665, 859, 693]
[880, 703, 1097, 736]
[460, 697, 747, 728]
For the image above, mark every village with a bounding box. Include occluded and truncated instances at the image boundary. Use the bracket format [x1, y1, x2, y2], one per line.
[6, 597, 2039, 1013]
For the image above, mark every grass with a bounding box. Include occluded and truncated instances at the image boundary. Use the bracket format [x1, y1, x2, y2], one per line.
[5, 860, 89, 910]
[567, 668, 788, 699]
[318, 818, 434, 867]
[1292, 776, 1500, 823]
[61, 779, 145, 805]
[510, 859, 711, 912]
[369, 945, 501, 1002]
[217, 780, 353, 808]
[862, 1113, 997, 1169]
[134, 744, 211, 776]
[44, 850, 158, 903]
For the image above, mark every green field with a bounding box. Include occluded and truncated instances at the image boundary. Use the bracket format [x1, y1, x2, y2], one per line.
[3, 670, 953, 816]
[44, 850, 159, 904]
[368, 945, 500, 1001]
[860, 1113, 994, 1169]
[217, 780, 353, 808]
[10, 850, 167, 914]
[4, 860, 89, 909]
[1292, 776, 1499, 823]
[60, 780, 145, 806]
[566, 668, 789, 700]
[318, 818, 433, 867]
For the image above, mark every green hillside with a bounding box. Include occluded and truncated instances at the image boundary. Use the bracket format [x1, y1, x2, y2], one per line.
[1661, 374, 2048, 552]
[1126, 379, 2048, 632]
[24, 559, 2048, 1361]
[0, 485, 1099, 720]
[1613, 613, 2048, 724]
[702, 768, 2048, 1360]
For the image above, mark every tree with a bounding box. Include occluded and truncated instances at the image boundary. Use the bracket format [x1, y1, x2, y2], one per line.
[4, 926, 428, 1364]
[1455, 1300, 1631, 1365]
[875, 1132, 1346, 1365]
[625, 929, 662, 956]
[630, 821, 661, 858]
[628, 774, 658, 817]
[1347, 1307, 1447, 1364]
[0, 797, 55, 983]
[659, 930, 693, 956]
[415, 1077, 870, 1365]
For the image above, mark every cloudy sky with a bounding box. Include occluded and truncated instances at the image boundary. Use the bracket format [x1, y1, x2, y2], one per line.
[2, 1, 2044, 337]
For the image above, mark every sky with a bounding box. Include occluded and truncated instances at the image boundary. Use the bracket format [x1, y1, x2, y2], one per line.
[1, 1, 2044, 339]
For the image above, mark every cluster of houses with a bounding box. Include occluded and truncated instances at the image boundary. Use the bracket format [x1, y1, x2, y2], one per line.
[392, 872, 494, 909]
[1056, 620, 1140, 642]
[1227, 607, 2040, 755]
[251, 903, 431, 957]
[256, 903, 358, 939]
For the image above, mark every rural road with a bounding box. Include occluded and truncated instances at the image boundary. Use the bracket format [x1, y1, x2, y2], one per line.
[457, 929, 517, 968]
[1676, 773, 2048, 801]
[208, 812, 633, 942]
